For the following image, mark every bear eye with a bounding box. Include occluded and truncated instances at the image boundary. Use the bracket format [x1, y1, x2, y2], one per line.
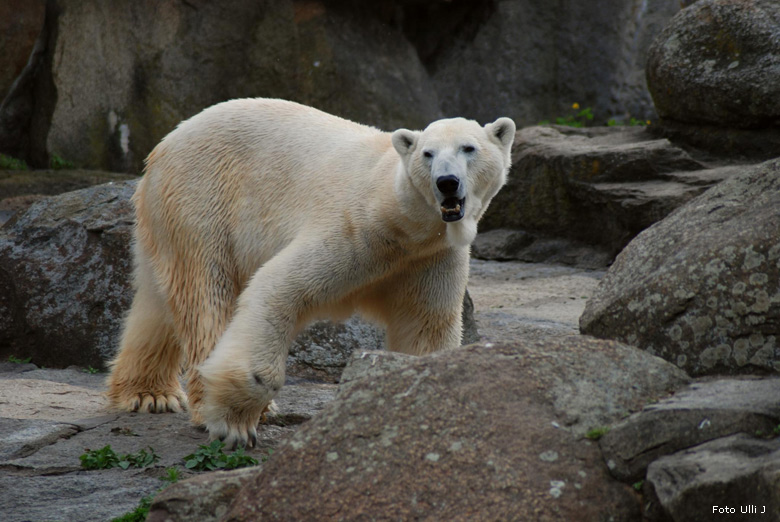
[423, 150, 434, 159]
[461, 145, 476, 154]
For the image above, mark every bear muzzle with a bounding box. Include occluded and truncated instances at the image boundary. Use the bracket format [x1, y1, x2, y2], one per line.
[440, 196, 466, 222]
[435, 174, 466, 222]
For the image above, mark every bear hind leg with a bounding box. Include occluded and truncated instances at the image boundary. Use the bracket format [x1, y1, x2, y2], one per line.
[106, 257, 187, 414]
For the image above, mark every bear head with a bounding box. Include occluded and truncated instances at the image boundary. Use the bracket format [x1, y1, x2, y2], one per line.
[391, 116, 516, 247]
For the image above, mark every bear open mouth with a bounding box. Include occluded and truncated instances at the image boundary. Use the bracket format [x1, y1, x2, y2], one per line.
[440, 197, 466, 222]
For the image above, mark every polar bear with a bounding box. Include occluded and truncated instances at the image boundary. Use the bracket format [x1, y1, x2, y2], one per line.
[106, 98, 515, 448]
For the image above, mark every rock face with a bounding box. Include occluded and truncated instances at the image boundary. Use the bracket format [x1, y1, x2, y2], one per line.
[646, 0, 780, 157]
[37, 0, 441, 173]
[2, 0, 685, 171]
[0, 1, 44, 102]
[645, 434, 780, 521]
[219, 338, 689, 521]
[580, 158, 780, 376]
[480, 125, 741, 256]
[0, 0, 45, 158]
[0, 181, 478, 373]
[428, 0, 682, 126]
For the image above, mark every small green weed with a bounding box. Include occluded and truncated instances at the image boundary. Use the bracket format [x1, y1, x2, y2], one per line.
[161, 466, 181, 483]
[0, 153, 28, 170]
[633, 480, 644, 492]
[607, 116, 649, 127]
[7, 355, 32, 364]
[755, 425, 780, 439]
[50, 154, 75, 170]
[585, 426, 611, 441]
[183, 439, 260, 471]
[80, 445, 159, 470]
[111, 493, 153, 522]
[541, 103, 650, 128]
[539, 103, 594, 128]
[84, 366, 100, 374]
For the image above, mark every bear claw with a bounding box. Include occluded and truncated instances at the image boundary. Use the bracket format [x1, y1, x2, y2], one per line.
[109, 390, 187, 414]
[216, 425, 259, 450]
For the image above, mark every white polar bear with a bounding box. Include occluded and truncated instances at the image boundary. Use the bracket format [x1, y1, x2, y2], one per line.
[106, 98, 515, 448]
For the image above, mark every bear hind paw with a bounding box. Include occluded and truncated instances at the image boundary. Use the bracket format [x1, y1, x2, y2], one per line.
[107, 388, 188, 414]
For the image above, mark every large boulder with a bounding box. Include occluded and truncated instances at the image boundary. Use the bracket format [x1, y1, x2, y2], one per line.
[596, 375, 780, 519]
[213, 338, 689, 521]
[600, 377, 780, 483]
[0, 180, 137, 369]
[644, 434, 780, 521]
[0, 181, 477, 373]
[647, 0, 780, 129]
[0, 169, 136, 226]
[480, 125, 740, 256]
[646, 0, 780, 157]
[580, 158, 780, 376]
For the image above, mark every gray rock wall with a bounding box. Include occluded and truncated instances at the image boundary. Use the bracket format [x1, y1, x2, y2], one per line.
[0, 0, 683, 172]
[431, 0, 681, 125]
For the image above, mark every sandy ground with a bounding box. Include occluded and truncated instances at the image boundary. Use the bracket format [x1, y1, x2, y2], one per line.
[468, 258, 605, 342]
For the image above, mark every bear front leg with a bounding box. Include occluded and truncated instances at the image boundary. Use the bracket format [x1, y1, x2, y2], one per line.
[383, 249, 469, 355]
[197, 243, 352, 449]
[197, 316, 287, 449]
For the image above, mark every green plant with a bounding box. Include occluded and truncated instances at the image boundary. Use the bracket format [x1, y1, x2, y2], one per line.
[0, 153, 28, 170]
[540, 103, 650, 128]
[607, 116, 650, 127]
[80, 445, 121, 470]
[111, 493, 153, 522]
[50, 154, 75, 170]
[121, 447, 159, 469]
[7, 355, 32, 364]
[162, 467, 181, 483]
[84, 366, 100, 374]
[80, 445, 159, 470]
[585, 426, 611, 440]
[633, 480, 644, 491]
[540, 103, 594, 128]
[183, 440, 260, 471]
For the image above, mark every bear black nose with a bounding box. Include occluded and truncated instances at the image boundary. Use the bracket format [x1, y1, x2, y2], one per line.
[436, 175, 460, 195]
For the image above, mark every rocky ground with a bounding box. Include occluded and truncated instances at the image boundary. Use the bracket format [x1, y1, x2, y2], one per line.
[0, 258, 602, 522]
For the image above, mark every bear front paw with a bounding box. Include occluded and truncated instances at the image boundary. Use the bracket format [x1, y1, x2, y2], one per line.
[204, 402, 274, 450]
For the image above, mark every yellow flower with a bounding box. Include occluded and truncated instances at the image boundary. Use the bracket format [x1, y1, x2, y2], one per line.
[646, 120, 651, 125]
[572, 103, 580, 110]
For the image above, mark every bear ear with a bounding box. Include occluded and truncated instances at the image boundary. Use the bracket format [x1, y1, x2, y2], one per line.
[485, 117, 516, 151]
[391, 129, 419, 158]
